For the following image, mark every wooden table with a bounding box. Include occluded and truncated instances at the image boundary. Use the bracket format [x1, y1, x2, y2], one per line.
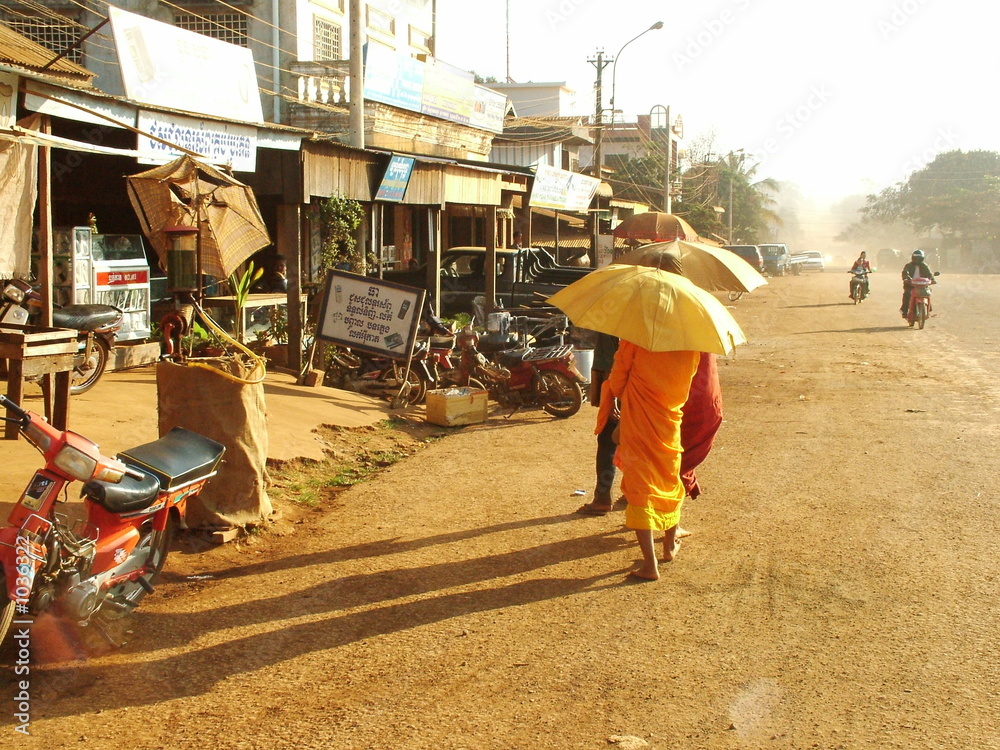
[0, 325, 78, 439]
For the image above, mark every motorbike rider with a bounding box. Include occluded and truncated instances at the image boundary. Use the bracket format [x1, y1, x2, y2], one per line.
[900, 249, 937, 317]
[849, 251, 872, 299]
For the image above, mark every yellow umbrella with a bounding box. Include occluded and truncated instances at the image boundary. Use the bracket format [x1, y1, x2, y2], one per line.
[617, 240, 768, 294]
[547, 264, 746, 355]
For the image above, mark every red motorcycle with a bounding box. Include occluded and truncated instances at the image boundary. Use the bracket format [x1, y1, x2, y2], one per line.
[0, 394, 225, 647]
[453, 328, 585, 418]
[906, 275, 938, 329]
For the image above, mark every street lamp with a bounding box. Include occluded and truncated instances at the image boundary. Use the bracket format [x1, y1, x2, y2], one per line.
[609, 21, 664, 126]
[589, 21, 663, 268]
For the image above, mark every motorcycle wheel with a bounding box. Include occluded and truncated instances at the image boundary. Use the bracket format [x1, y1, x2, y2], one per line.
[398, 366, 428, 405]
[99, 516, 174, 619]
[853, 286, 861, 304]
[916, 302, 927, 329]
[539, 371, 583, 418]
[70, 338, 109, 395]
[0, 572, 15, 647]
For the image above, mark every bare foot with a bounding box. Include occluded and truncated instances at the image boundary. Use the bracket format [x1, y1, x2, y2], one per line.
[676, 527, 692, 539]
[576, 502, 612, 516]
[662, 539, 681, 562]
[628, 565, 659, 581]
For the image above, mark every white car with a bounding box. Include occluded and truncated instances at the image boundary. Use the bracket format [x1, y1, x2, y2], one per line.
[798, 251, 826, 271]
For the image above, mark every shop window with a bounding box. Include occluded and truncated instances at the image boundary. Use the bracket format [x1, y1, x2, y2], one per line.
[174, 11, 248, 47]
[313, 16, 342, 60]
[1, 12, 83, 63]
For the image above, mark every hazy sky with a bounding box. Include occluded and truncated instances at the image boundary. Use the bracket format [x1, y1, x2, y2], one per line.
[435, 0, 997, 208]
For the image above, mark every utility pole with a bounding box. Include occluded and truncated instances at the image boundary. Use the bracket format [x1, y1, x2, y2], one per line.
[349, 0, 365, 150]
[589, 50, 611, 183]
[588, 50, 611, 267]
[664, 105, 672, 213]
[728, 174, 734, 244]
[506, 0, 511, 82]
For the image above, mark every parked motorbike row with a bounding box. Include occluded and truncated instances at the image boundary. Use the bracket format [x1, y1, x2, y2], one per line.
[326, 312, 587, 418]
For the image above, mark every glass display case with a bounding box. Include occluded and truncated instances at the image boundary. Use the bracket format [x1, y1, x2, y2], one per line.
[45, 226, 94, 306]
[91, 234, 152, 342]
[33, 229, 152, 342]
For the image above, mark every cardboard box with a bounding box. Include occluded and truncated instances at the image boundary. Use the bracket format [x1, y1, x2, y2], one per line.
[425, 387, 489, 427]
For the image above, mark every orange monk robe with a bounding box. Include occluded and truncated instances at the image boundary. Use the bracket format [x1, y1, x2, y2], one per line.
[596, 342, 700, 531]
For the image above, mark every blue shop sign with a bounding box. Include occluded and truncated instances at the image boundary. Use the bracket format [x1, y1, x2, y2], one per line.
[375, 155, 416, 202]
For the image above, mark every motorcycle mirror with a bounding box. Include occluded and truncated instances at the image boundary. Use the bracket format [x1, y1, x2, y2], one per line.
[933, 271, 941, 276]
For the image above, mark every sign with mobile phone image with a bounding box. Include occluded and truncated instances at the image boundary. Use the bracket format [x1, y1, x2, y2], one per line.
[317, 271, 425, 360]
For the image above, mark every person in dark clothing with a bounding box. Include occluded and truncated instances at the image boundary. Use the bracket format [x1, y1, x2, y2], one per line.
[900, 249, 936, 317]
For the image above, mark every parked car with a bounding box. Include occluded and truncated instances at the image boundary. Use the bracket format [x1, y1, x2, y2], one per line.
[757, 243, 793, 276]
[795, 250, 826, 272]
[723, 245, 764, 274]
[876, 248, 900, 270]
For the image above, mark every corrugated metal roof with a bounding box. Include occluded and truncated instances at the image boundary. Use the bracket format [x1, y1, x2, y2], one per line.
[0, 23, 94, 82]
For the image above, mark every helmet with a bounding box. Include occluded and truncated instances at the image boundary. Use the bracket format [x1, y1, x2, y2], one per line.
[911, 249, 925, 261]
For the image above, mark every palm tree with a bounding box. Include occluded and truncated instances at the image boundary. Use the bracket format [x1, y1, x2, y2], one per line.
[675, 151, 781, 244]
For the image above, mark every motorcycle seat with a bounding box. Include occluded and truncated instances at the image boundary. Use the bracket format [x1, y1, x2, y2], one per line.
[118, 427, 226, 491]
[496, 348, 529, 368]
[53, 305, 121, 331]
[83, 471, 161, 514]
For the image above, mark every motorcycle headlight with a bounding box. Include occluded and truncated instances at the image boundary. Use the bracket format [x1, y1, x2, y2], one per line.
[3, 283, 26, 304]
[53, 444, 98, 481]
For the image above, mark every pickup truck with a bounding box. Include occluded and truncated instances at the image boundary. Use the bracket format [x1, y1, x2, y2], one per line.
[380, 246, 591, 318]
[757, 243, 794, 276]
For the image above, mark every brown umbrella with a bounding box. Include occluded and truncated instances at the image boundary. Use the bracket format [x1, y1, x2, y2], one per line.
[612, 212, 698, 243]
[126, 155, 270, 280]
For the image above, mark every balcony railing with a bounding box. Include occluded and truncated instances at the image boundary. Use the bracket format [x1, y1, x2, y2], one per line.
[291, 61, 349, 106]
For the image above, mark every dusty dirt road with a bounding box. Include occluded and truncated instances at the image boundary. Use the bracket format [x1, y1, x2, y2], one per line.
[3, 269, 999, 749]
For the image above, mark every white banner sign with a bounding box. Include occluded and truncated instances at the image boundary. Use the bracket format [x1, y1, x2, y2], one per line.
[317, 271, 425, 360]
[529, 164, 602, 212]
[137, 111, 257, 171]
[109, 6, 263, 124]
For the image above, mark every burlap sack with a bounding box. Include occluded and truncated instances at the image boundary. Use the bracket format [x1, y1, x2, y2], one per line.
[156, 359, 272, 529]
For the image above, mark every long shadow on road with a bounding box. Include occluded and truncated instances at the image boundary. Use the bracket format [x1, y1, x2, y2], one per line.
[793, 327, 911, 334]
[27, 525, 627, 718]
[170, 512, 584, 579]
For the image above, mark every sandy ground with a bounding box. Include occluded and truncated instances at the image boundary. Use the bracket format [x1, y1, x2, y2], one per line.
[2, 269, 999, 749]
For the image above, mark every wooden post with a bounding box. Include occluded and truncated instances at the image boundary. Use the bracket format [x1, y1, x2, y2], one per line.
[485, 205, 498, 315]
[277, 204, 302, 372]
[37, 115, 59, 423]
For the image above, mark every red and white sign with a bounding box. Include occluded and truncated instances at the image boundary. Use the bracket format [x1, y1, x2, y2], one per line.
[96, 269, 149, 286]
